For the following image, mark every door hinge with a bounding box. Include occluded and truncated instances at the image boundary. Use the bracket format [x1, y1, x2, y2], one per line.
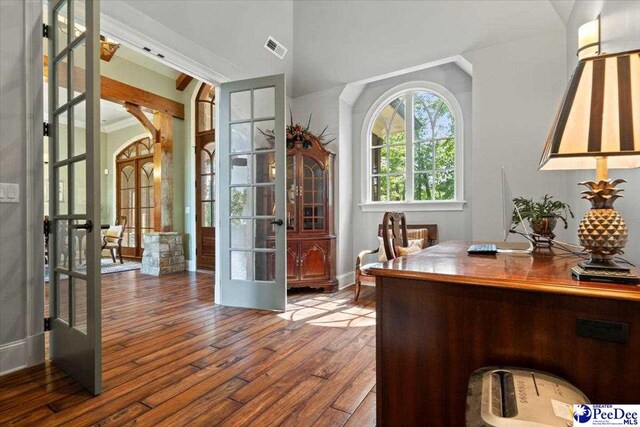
[43, 122, 50, 137]
[195, 213, 198, 223]
[44, 317, 51, 332]
[195, 248, 198, 256]
[43, 23, 50, 39]
[44, 217, 51, 235]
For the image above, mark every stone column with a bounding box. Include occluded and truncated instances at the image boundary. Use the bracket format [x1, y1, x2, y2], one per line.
[141, 232, 185, 275]
[153, 112, 173, 232]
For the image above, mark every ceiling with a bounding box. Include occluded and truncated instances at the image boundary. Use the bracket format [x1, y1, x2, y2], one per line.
[116, 0, 572, 97]
[115, 43, 181, 80]
[292, 1, 567, 96]
[549, 0, 576, 25]
[120, 0, 294, 91]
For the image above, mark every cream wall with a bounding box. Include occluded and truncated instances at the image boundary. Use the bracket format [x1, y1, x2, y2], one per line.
[100, 123, 150, 224]
[98, 55, 193, 262]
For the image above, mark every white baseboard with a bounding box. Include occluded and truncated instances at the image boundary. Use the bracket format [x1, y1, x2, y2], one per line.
[0, 334, 45, 376]
[337, 272, 355, 290]
[187, 259, 196, 272]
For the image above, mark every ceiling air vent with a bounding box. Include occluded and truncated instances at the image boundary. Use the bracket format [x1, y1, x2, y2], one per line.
[264, 36, 287, 60]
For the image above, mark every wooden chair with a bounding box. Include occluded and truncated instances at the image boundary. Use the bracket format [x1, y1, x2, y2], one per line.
[354, 212, 438, 301]
[102, 216, 127, 264]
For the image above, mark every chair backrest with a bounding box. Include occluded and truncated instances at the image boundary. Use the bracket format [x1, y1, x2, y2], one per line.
[382, 212, 408, 261]
[377, 223, 439, 247]
[115, 215, 127, 231]
[104, 216, 128, 242]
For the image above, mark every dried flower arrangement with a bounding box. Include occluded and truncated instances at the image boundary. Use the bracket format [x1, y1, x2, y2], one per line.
[259, 110, 335, 149]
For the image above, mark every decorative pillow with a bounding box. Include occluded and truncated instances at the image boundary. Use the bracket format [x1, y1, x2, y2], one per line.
[378, 236, 422, 261]
[406, 229, 429, 249]
[105, 225, 123, 238]
[395, 240, 422, 257]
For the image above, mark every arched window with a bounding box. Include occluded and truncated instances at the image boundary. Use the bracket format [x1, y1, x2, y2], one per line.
[197, 83, 216, 133]
[362, 82, 464, 210]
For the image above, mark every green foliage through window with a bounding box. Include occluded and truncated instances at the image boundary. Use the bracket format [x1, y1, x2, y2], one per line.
[371, 90, 456, 202]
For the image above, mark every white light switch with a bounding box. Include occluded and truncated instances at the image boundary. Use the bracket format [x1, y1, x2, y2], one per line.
[0, 183, 19, 203]
[185, 206, 191, 214]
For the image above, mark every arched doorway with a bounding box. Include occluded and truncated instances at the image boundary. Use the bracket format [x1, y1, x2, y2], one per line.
[115, 137, 155, 258]
[195, 83, 216, 270]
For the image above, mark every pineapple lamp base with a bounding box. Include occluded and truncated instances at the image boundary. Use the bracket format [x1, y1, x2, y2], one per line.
[573, 177, 640, 285]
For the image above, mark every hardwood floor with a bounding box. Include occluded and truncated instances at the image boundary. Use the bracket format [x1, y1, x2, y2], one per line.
[0, 271, 376, 426]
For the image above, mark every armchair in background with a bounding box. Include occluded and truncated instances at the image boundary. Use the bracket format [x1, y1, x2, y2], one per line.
[102, 216, 127, 264]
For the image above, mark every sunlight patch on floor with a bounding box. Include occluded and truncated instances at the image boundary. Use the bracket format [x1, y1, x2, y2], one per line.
[277, 295, 376, 327]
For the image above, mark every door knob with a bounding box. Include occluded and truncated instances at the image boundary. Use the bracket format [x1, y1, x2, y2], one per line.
[72, 220, 93, 232]
[271, 219, 284, 226]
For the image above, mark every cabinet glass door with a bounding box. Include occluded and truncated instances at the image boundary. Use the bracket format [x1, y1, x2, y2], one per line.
[302, 157, 326, 231]
[286, 155, 297, 231]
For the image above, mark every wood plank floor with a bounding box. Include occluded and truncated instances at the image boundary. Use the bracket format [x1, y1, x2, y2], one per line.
[0, 271, 376, 426]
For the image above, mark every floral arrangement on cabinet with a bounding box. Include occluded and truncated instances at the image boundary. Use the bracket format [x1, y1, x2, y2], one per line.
[259, 110, 335, 149]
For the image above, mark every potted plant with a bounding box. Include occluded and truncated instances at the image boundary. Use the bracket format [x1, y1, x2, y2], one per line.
[512, 195, 574, 238]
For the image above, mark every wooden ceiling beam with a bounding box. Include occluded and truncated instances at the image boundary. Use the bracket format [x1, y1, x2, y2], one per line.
[102, 76, 184, 120]
[123, 102, 159, 141]
[44, 55, 185, 120]
[176, 73, 194, 91]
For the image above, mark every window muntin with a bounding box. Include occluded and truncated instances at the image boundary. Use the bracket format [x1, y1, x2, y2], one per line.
[369, 88, 458, 203]
[371, 97, 406, 201]
[197, 84, 216, 133]
[412, 91, 455, 201]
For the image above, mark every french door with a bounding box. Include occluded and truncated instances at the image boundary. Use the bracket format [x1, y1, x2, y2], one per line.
[48, 0, 102, 394]
[196, 134, 216, 269]
[116, 137, 155, 258]
[217, 75, 287, 311]
[195, 84, 216, 270]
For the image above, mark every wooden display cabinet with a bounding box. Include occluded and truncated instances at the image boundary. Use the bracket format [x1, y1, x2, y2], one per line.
[265, 136, 337, 292]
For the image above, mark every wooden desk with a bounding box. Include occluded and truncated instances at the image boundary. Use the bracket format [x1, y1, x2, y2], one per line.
[368, 241, 640, 426]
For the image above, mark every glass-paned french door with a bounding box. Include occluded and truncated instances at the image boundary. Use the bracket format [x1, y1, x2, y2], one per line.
[217, 75, 287, 311]
[48, 0, 101, 394]
[116, 137, 155, 257]
[196, 83, 216, 270]
[196, 136, 216, 269]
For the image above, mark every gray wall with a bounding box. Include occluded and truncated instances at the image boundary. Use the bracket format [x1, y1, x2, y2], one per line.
[289, 87, 354, 283]
[351, 63, 473, 257]
[289, 29, 568, 284]
[564, 1, 640, 264]
[464, 29, 570, 243]
[0, 1, 44, 374]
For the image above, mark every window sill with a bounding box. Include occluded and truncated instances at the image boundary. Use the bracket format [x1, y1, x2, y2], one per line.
[359, 200, 467, 212]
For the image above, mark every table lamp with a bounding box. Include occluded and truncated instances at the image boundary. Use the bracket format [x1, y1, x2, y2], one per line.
[539, 49, 640, 284]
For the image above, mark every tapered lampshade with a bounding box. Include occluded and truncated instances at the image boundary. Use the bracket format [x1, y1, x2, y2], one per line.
[539, 50, 640, 170]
